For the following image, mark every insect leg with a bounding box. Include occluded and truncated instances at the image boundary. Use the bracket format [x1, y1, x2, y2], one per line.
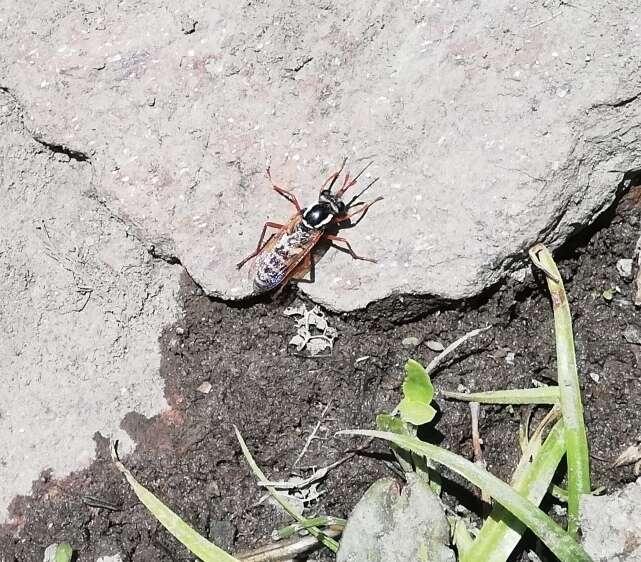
[236, 221, 284, 269]
[319, 157, 348, 193]
[325, 234, 377, 263]
[337, 172, 355, 195]
[336, 196, 384, 225]
[266, 167, 302, 212]
[335, 161, 373, 197]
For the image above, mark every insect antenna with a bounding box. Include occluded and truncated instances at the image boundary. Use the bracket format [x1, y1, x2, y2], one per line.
[351, 160, 373, 183]
[345, 177, 380, 209]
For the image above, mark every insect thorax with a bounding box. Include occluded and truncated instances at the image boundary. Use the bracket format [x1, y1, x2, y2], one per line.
[302, 203, 335, 229]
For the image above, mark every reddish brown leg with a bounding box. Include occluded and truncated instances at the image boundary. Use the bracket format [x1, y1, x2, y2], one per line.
[318, 157, 348, 193]
[325, 234, 377, 263]
[237, 221, 283, 269]
[336, 196, 384, 224]
[337, 173, 356, 195]
[266, 167, 302, 212]
[335, 161, 372, 197]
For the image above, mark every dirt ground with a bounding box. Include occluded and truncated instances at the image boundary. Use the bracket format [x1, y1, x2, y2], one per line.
[1, 190, 640, 561]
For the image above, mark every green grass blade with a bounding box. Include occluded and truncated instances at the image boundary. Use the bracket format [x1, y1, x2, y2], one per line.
[450, 517, 475, 558]
[113, 452, 239, 562]
[234, 426, 340, 553]
[441, 387, 560, 405]
[511, 407, 560, 482]
[465, 419, 566, 562]
[550, 484, 569, 503]
[530, 244, 591, 536]
[339, 429, 593, 562]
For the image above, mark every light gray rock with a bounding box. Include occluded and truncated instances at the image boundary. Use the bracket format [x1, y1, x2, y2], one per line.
[623, 325, 641, 345]
[96, 556, 124, 562]
[635, 234, 641, 306]
[616, 258, 634, 280]
[581, 479, 641, 562]
[337, 474, 454, 562]
[402, 336, 421, 348]
[1, 1, 640, 310]
[0, 90, 181, 519]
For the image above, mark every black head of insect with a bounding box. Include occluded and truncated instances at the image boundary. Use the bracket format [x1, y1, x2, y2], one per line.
[301, 161, 379, 231]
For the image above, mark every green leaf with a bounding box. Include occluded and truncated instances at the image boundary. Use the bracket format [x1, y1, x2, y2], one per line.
[403, 359, 434, 403]
[451, 518, 475, 558]
[399, 399, 437, 425]
[376, 414, 409, 434]
[339, 429, 594, 562]
[54, 544, 73, 562]
[376, 414, 415, 472]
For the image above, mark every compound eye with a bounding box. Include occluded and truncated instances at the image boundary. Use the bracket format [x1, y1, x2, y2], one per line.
[336, 201, 346, 215]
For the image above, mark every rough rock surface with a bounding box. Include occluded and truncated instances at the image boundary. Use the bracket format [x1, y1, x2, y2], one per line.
[0, 89, 181, 518]
[2, 1, 640, 310]
[581, 478, 641, 562]
[337, 474, 454, 562]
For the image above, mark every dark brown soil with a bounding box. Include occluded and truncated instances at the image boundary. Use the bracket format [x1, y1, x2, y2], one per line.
[1, 192, 640, 562]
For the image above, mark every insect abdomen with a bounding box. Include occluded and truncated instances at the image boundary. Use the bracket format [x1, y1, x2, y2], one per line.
[253, 227, 313, 292]
[254, 251, 288, 292]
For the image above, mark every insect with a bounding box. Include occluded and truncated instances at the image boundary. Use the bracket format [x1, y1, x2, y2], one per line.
[237, 159, 383, 293]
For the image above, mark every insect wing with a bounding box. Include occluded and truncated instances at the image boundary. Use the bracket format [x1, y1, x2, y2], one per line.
[287, 253, 313, 281]
[260, 213, 301, 255]
[254, 214, 322, 292]
[284, 233, 334, 284]
[279, 230, 322, 285]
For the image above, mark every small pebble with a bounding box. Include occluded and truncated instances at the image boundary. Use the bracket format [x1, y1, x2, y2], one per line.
[616, 258, 634, 280]
[426, 340, 444, 352]
[402, 336, 421, 348]
[197, 381, 212, 394]
[589, 372, 600, 383]
[510, 267, 528, 283]
[207, 480, 221, 497]
[623, 325, 641, 345]
[96, 556, 124, 562]
[551, 504, 567, 517]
